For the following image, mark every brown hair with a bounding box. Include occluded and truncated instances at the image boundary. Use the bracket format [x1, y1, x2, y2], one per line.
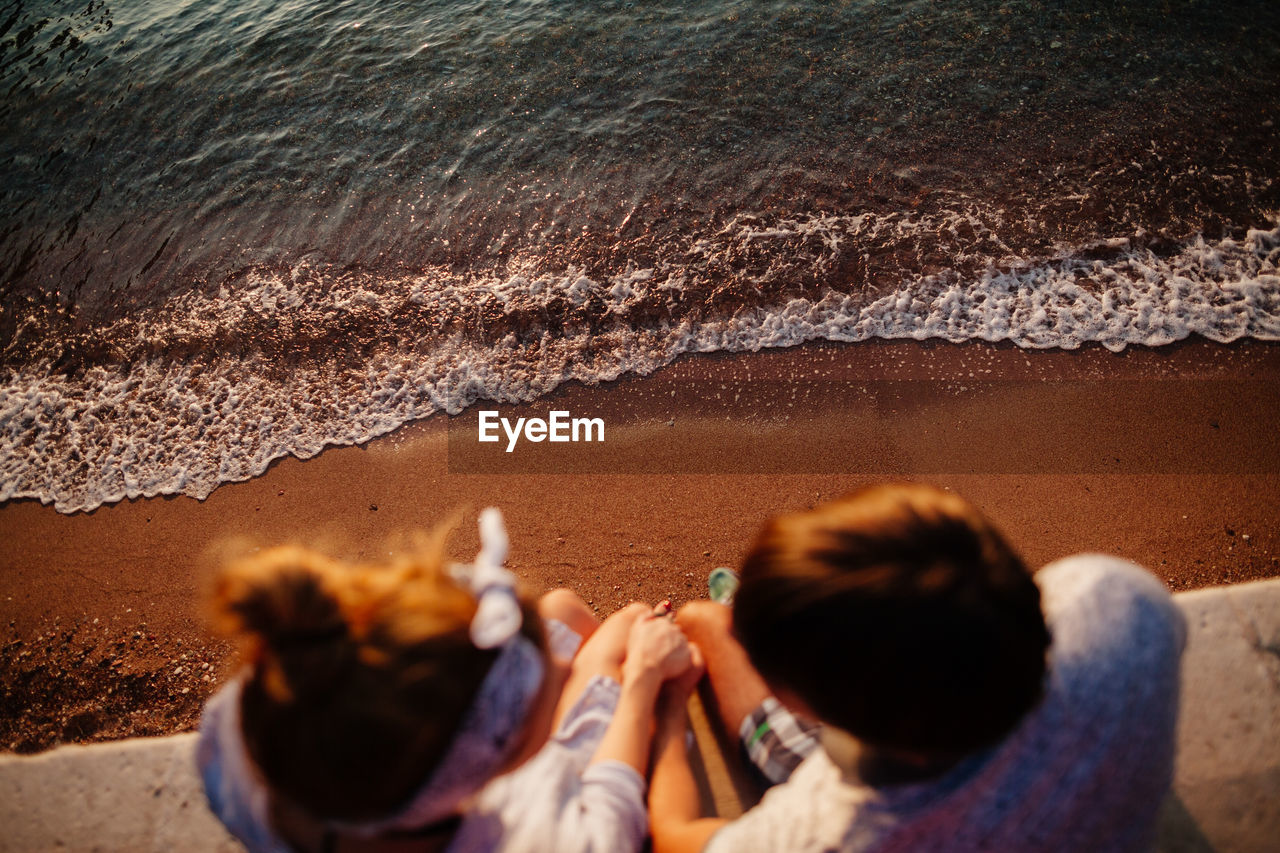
[734, 483, 1050, 757]
[209, 531, 544, 822]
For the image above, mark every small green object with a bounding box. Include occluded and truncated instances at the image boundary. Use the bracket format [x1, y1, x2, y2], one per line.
[746, 719, 771, 748]
[708, 567, 740, 604]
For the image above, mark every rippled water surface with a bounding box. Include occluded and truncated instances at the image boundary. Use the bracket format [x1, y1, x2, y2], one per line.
[2, 0, 1278, 510]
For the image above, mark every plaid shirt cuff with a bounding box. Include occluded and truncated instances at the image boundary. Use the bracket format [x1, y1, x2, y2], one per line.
[738, 696, 821, 785]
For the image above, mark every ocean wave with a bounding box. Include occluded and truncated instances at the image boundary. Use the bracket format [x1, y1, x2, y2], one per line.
[1, 216, 1277, 513]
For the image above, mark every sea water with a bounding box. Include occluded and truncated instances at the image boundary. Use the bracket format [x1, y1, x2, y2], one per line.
[2, 0, 1278, 511]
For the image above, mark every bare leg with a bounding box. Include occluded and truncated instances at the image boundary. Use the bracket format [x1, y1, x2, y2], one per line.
[498, 589, 603, 776]
[552, 601, 651, 728]
[538, 587, 600, 643]
[676, 601, 772, 736]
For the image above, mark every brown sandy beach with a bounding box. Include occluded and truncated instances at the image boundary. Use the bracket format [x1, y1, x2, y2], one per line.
[2, 337, 1279, 753]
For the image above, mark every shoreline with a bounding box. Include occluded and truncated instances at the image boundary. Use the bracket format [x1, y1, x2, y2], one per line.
[2, 336, 1278, 752]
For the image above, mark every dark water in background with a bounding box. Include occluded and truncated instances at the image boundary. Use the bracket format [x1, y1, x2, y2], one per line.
[1, 0, 1278, 511]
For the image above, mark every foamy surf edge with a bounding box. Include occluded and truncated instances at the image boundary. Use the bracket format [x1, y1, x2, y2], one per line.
[1, 223, 1277, 513]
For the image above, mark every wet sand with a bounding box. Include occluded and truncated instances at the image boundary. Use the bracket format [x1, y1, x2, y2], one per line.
[2, 337, 1278, 751]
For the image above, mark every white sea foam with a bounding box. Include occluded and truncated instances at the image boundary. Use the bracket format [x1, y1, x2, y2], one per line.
[1, 216, 1277, 512]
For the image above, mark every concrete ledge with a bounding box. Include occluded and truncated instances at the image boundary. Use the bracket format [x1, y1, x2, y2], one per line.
[0, 733, 240, 853]
[2, 579, 1278, 853]
[1163, 578, 1280, 853]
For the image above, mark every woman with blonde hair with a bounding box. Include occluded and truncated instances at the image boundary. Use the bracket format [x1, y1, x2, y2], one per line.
[198, 508, 695, 853]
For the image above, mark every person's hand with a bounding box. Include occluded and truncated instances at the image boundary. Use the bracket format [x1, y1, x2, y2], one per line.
[657, 641, 705, 723]
[668, 641, 704, 700]
[622, 608, 693, 686]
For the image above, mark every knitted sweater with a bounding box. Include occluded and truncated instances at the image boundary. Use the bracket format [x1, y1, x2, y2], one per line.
[704, 554, 1187, 853]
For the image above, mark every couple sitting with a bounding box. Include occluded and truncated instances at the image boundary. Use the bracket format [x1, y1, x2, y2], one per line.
[198, 483, 1185, 853]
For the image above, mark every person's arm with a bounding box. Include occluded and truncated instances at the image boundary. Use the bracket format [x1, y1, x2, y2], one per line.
[649, 662, 726, 853]
[588, 666, 664, 774]
[589, 609, 692, 774]
[675, 601, 772, 736]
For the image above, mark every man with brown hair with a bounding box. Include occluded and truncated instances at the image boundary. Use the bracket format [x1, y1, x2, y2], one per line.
[650, 483, 1186, 853]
